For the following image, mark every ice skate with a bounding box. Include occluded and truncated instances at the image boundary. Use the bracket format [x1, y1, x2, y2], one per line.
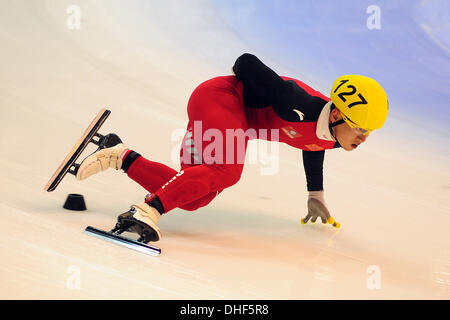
[76, 133, 127, 180]
[84, 202, 162, 256]
[113, 203, 162, 242]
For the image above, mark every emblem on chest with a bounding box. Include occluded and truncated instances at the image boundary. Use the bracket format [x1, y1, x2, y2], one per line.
[281, 126, 303, 139]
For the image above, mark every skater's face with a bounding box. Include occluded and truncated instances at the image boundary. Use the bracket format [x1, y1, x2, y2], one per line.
[329, 108, 368, 151]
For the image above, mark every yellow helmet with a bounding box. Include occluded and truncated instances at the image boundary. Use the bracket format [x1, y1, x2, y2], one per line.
[330, 75, 388, 131]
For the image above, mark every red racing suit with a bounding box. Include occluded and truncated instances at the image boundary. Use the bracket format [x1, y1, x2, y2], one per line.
[122, 54, 340, 214]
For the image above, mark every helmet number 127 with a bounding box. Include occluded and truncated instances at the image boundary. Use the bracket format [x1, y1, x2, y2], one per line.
[333, 79, 368, 108]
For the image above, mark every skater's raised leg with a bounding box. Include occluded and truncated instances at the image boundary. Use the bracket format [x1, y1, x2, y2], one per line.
[125, 155, 179, 193]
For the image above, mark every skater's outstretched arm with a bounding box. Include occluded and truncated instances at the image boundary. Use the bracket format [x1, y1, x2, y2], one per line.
[301, 150, 340, 228]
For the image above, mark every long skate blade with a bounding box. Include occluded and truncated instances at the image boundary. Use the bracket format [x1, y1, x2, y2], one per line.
[84, 226, 161, 256]
[44, 109, 111, 192]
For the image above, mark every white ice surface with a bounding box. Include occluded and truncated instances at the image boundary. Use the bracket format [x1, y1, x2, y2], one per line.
[0, 0, 449, 299]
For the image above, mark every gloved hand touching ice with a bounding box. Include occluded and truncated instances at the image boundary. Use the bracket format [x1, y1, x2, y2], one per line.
[301, 191, 340, 228]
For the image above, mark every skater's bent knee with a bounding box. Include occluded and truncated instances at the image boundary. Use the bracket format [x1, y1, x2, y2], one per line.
[179, 191, 218, 211]
[220, 165, 243, 188]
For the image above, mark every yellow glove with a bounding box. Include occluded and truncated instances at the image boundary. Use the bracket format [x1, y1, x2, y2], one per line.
[301, 197, 340, 228]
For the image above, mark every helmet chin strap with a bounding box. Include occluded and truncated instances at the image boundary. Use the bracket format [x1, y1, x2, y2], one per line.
[329, 119, 345, 140]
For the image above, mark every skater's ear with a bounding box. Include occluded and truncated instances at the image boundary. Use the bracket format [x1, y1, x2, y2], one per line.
[329, 107, 343, 123]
